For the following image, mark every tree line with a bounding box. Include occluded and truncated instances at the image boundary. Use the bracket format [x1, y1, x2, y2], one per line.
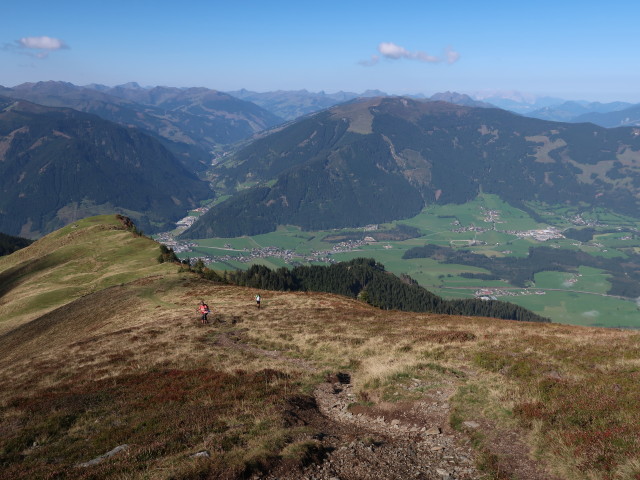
[223, 258, 549, 323]
[0, 232, 32, 257]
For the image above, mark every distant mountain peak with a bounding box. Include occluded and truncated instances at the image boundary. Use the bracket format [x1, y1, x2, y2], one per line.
[361, 89, 388, 97]
[114, 81, 144, 90]
[429, 91, 493, 108]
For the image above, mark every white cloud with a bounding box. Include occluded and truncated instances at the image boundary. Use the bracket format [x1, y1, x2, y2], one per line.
[444, 46, 460, 64]
[379, 42, 412, 59]
[4, 36, 69, 59]
[19, 36, 67, 50]
[582, 310, 600, 318]
[360, 42, 460, 66]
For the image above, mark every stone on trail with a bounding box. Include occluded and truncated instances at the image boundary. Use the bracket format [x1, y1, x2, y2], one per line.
[424, 426, 442, 436]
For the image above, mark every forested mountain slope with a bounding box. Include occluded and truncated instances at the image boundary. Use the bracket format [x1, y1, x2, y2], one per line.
[0, 97, 211, 237]
[185, 96, 640, 238]
[3, 81, 283, 171]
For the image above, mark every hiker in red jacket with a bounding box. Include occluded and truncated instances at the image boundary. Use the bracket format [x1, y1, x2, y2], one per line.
[198, 300, 210, 324]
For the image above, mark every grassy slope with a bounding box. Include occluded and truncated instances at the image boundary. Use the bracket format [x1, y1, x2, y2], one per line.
[0, 215, 174, 335]
[1, 217, 639, 479]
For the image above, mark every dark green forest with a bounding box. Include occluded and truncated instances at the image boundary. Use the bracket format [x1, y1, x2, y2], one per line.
[0, 96, 212, 236]
[225, 258, 549, 323]
[0, 232, 32, 256]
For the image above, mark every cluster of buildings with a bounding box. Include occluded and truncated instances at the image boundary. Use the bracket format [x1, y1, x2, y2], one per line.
[480, 207, 503, 224]
[174, 238, 375, 268]
[511, 227, 564, 242]
[474, 288, 546, 300]
[567, 214, 599, 226]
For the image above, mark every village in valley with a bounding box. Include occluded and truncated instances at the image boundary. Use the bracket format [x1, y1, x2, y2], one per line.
[155, 197, 639, 309]
[155, 207, 377, 267]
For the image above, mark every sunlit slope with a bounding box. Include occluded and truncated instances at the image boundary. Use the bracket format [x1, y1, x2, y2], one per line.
[0, 216, 639, 479]
[1, 272, 639, 479]
[0, 215, 174, 335]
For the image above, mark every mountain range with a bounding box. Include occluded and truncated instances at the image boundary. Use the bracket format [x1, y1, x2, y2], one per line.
[1, 81, 283, 171]
[226, 89, 492, 120]
[572, 104, 640, 127]
[227, 87, 640, 125]
[183, 96, 640, 238]
[4, 80, 640, 240]
[0, 96, 211, 237]
[226, 88, 366, 121]
[527, 100, 635, 123]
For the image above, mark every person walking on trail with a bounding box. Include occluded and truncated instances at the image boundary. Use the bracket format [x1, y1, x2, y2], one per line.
[255, 294, 261, 309]
[198, 300, 210, 324]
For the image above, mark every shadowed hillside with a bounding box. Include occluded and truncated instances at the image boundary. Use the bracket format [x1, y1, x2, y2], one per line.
[0, 97, 212, 237]
[1, 217, 639, 479]
[3, 81, 284, 171]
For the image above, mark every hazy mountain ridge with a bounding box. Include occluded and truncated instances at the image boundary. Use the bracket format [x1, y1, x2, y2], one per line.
[184, 96, 640, 238]
[527, 100, 634, 123]
[0, 96, 212, 237]
[469, 92, 565, 114]
[428, 91, 493, 108]
[573, 103, 640, 127]
[226, 88, 496, 120]
[227, 87, 640, 125]
[226, 88, 385, 120]
[2, 81, 284, 171]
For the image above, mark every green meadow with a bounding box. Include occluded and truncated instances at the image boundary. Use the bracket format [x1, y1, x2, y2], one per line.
[183, 195, 640, 328]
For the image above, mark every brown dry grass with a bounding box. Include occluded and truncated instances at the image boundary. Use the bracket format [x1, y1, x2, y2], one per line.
[1, 216, 640, 479]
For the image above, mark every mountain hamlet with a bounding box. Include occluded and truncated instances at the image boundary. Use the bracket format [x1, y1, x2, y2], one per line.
[2, 80, 640, 480]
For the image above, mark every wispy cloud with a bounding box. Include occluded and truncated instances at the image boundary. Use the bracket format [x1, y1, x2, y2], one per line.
[4, 36, 69, 59]
[444, 46, 460, 64]
[360, 42, 460, 66]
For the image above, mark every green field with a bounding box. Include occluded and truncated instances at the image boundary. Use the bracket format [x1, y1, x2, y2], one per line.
[175, 194, 640, 328]
[502, 290, 639, 328]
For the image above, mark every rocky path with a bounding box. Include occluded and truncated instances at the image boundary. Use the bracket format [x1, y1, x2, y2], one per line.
[212, 325, 482, 479]
[266, 374, 481, 480]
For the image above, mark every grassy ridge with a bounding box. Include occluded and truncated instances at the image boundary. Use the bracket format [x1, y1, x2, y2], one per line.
[1, 216, 639, 479]
[0, 215, 173, 335]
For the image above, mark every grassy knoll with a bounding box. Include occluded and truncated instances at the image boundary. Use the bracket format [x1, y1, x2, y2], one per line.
[0, 215, 174, 335]
[1, 217, 640, 479]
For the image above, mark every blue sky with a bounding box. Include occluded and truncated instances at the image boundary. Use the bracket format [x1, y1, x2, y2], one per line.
[2, 0, 639, 102]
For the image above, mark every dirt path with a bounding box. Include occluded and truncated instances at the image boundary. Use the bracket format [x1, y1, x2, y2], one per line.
[208, 322, 480, 478]
[291, 375, 479, 480]
[208, 319, 560, 480]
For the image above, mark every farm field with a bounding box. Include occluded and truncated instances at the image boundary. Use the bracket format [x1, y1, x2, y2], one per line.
[170, 195, 640, 328]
